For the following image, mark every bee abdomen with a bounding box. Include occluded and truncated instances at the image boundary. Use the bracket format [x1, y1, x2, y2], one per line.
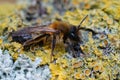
[12, 33, 32, 44]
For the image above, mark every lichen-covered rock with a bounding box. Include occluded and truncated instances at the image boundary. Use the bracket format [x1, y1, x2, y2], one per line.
[0, 0, 120, 80]
[0, 49, 51, 80]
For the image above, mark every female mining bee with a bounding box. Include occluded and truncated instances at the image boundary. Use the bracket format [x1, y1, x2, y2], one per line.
[11, 15, 100, 61]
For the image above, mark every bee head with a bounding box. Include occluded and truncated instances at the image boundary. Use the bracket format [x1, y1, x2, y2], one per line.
[69, 26, 79, 41]
[68, 15, 88, 41]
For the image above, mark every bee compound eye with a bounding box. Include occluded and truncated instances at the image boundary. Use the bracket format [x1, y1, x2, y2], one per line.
[71, 33, 75, 37]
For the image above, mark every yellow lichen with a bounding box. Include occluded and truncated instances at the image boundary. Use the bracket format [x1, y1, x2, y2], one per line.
[49, 63, 68, 80]
[93, 48, 103, 56]
[72, 61, 83, 69]
[84, 69, 91, 76]
[0, 38, 3, 45]
[74, 72, 81, 79]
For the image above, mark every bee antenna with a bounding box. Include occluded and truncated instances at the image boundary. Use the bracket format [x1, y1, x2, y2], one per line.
[77, 15, 88, 30]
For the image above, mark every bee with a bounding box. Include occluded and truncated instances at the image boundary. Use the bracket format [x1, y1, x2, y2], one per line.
[11, 15, 100, 61]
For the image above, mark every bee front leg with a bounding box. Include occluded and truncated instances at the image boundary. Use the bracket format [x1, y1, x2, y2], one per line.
[73, 43, 85, 57]
[64, 39, 77, 57]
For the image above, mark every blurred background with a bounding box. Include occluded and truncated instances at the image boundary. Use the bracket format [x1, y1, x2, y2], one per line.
[0, 0, 120, 80]
[0, 0, 16, 3]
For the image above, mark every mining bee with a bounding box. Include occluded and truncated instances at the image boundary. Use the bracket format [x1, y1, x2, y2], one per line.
[11, 15, 101, 61]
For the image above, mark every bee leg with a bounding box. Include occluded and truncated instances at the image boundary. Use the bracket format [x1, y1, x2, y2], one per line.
[45, 34, 50, 42]
[64, 39, 76, 57]
[40, 47, 47, 54]
[23, 34, 47, 47]
[65, 42, 74, 56]
[50, 34, 56, 62]
[72, 42, 85, 57]
[63, 36, 73, 54]
[63, 37, 76, 57]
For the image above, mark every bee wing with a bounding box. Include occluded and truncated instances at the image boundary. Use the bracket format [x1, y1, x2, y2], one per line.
[22, 27, 58, 46]
[12, 26, 57, 36]
[12, 26, 57, 44]
[28, 27, 57, 34]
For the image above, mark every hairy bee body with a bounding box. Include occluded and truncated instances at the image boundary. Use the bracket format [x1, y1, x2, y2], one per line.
[11, 15, 91, 61]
